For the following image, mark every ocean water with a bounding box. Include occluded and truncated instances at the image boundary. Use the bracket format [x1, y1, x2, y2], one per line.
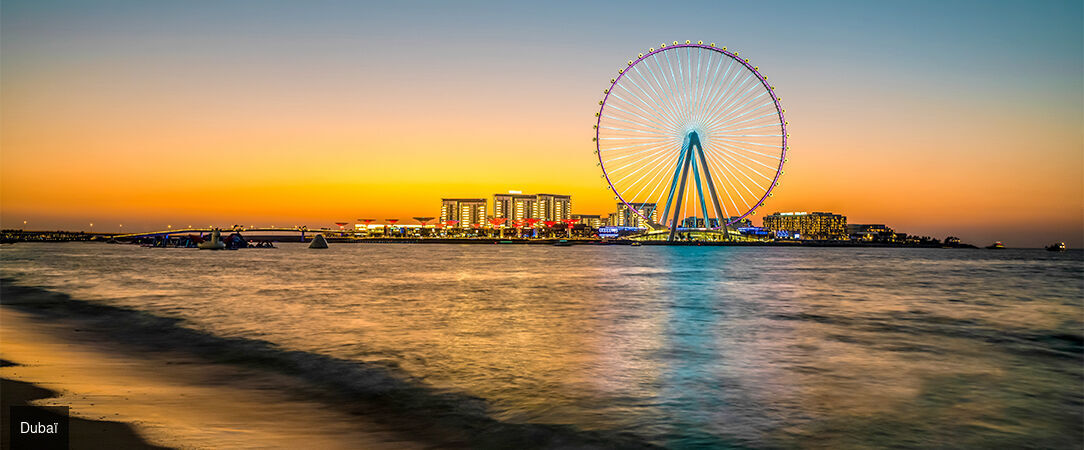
[2, 242, 1082, 448]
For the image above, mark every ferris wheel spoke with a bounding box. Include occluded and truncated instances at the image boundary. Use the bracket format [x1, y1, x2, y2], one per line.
[712, 150, 768, 202]
[640, 56, 685, 130]
[709, 142, 781, 173]
[706, 91, 771, 130]
[612, 79, 682, 130]
[711, 113, 782, 133]
[661, 50, 691, 126]
[703, 77, 763, 129]
[623, 72, 682, 130]
[610, 145, 679, 184]
[700, 70, 752, 129]
[609, 91, 674, 129]
[706, 156, 758, 213]
[700, 153, 740, 220]
[602, 114, 673, 137]
[628, 150, 681, 205]
[605, 141, 672, 166]
[712, 135, 784, 149]
[706, 150, 759, 206]
[606, 139, 674, 172]
[690, 48, 706, 126]
[636, 158, 679, 215]
[599, 139, 672, 153]
[707, 91, 771, 128]
[708, 143, 776, 182]
[606, 103, 679, 134]
[599, 125, 670, 137]
[693, 54, 733, 125]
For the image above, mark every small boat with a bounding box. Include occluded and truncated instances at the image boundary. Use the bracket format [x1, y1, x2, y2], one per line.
[630, 242, 642, 246]
[985, 241, 1005, 249]
[198, 229, 227, 250]
[553, 239, 572, 247]
[1046, 242, 1066, 252]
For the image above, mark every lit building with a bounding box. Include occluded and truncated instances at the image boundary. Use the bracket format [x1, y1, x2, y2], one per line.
[440, 198, 487, 227]
[493, 193, 537, 221]
[534, 194, 571, 222]
[763, 211, 847, 240]
[571, 214, 603, 228]
[727, 217, 753, 228]
[612, 202, 658, 228]
[847, 224, 894, 242]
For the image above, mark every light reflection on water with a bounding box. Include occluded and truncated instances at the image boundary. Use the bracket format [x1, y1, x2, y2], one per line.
[2, 243, 1081, 447]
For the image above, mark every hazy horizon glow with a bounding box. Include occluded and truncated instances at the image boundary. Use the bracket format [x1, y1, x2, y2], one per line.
[2, 0, 1081, 246]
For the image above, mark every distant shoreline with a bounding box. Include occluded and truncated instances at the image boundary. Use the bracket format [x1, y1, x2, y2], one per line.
[1, 236, 985, 248]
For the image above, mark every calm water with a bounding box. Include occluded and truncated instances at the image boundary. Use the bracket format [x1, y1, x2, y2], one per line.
[2, 243, 1082, 448]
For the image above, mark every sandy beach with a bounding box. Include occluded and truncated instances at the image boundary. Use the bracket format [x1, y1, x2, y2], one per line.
[0, 286, 430, 449]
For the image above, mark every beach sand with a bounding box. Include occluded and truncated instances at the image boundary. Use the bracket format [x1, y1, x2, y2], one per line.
[0, 304, 425, 449]
[2, 367, 169, 449]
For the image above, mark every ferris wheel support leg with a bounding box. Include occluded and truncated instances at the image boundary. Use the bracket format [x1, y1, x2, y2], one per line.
[668, 146, 694, 242]
[691, 152, 710, 230]
[693, 142, 728, 240]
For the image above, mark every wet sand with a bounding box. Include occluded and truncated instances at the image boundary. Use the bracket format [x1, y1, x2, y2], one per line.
[0, 306, 426, 449]
[1, 364, 169, 450]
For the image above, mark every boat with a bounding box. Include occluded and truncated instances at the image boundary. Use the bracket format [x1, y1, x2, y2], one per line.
[1046, 242, 1066, 252]
[198, 229, 227, 250]
[553, 239, 573, 247]
[985, 241, 1005, 249]
[630, 242, 642, 246]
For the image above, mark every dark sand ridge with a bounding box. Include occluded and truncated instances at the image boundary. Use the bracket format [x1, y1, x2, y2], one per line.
[0, 280, 657, 449]
[1, 358, 169, 450]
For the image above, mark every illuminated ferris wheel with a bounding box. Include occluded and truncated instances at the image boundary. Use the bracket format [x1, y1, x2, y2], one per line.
[595, 40, 787, 240]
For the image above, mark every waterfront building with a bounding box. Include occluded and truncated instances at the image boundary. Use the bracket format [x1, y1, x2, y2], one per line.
[493, 193, 537, 221]
[612, 202, 658, 228]
[763, 211, 847, 240]
[847, 224, 894, 242]
[440, 198, 487, 227]
[728, 217, 753, 228]
[571, 214, 603, 229]
[534, 194, 571, 222]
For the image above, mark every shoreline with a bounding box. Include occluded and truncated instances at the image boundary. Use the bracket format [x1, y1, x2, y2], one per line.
[4, 237, 984, 248]
[1, 360, 170, 450]
[0, 280, 657, 449]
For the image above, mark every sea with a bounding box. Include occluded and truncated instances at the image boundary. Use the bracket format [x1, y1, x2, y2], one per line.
[1, 242, 1082, 448]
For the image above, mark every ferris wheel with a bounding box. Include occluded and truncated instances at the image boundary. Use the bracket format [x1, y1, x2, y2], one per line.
[595, 40, 787, 240]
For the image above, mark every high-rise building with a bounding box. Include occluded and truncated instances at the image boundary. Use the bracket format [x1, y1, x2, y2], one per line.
[440, 198, 487, 226]
[534, 194, 571, 222]
[763, 212, 847, 240]
[612, 202, 658, 228]
[493, 193, 537, 221]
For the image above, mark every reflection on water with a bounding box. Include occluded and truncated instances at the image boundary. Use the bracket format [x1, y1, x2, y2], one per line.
[2, 243, 1081, 447]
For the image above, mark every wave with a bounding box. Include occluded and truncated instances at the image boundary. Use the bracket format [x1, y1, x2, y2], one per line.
[0, 279, 659, 449]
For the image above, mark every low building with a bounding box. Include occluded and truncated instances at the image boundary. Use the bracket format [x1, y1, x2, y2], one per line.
[847, 224, 894, 242]
[571, 214, 604, 229]
[763, 211, 847, 240]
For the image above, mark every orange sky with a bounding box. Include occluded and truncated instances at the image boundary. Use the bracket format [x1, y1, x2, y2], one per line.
[2, 1, 1081, 247]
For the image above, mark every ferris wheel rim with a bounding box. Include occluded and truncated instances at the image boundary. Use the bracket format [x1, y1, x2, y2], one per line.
[595, 43, 787, 228]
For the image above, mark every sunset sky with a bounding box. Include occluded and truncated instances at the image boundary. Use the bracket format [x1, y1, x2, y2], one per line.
[2, 0, 1081, 247]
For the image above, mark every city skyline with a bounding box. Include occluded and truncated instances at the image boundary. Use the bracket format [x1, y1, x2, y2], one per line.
[2, 1, 1081, 247]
